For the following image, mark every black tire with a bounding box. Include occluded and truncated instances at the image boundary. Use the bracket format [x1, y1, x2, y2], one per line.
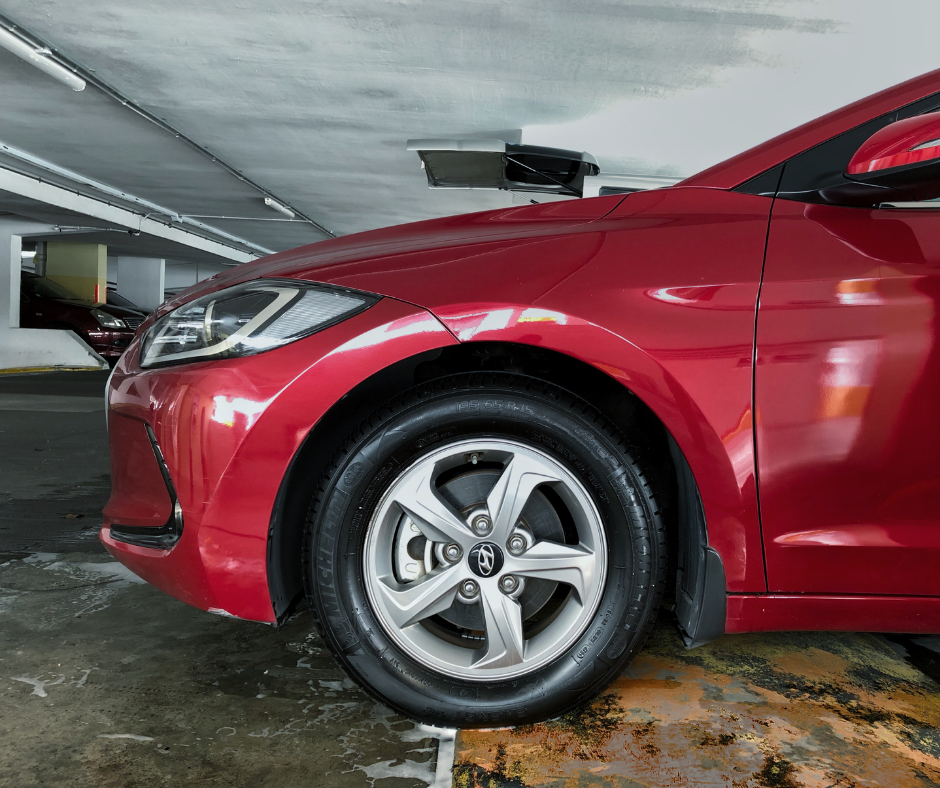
[304, 373, 667, 727]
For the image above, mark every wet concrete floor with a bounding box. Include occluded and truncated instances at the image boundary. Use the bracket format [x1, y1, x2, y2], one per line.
[0, 371, 453, 787]
[1, 370, 939, 787]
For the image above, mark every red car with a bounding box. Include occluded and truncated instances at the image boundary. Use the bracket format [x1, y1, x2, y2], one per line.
[102, 70, 940, 726]
[20, 274, 146, 361]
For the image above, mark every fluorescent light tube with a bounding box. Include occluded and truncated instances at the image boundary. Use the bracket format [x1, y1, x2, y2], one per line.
[0, 27, 85, 91]
[264, 197, 296, 219]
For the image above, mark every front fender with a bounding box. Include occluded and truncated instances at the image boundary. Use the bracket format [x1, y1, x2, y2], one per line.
[409, 188, 773, 593]
[438, 303, 763, 593]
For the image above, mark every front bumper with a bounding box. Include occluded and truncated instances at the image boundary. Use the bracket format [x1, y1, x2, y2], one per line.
[100, 297, 456, 622]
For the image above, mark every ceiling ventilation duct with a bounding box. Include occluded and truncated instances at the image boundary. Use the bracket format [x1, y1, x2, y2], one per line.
[407, 139, 599, 197]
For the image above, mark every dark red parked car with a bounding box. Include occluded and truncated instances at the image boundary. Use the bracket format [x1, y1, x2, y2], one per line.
[20, 273, 146, 361]
[102, 70, 940, 726]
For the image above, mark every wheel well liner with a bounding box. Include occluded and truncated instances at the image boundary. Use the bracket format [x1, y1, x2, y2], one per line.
[267, 341, 726, 645]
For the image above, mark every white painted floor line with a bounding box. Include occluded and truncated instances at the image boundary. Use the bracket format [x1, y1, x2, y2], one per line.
[97, 734, 155, 742]
[432, 727, 457, 788]
[0, 393, 103, 412]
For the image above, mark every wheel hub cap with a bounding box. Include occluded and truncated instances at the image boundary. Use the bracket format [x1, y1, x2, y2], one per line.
[468, 543, 504, 578]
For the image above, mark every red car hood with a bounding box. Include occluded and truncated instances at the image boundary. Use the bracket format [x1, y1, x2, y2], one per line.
[160, 195, 626, 315]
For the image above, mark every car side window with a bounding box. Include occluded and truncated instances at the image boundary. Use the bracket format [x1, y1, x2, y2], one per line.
[738, 91, 940, 203]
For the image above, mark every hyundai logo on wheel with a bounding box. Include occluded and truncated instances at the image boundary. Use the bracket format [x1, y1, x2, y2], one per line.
[468, 542, 504, 578]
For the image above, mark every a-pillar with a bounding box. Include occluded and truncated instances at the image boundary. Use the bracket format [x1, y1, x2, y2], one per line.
[116, 256, 165, 311]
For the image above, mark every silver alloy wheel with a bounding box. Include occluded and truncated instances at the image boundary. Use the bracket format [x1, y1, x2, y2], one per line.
[363, 438, 608, 681]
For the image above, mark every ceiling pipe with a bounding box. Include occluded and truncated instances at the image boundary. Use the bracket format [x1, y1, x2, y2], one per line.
[0, 26, 85, 91]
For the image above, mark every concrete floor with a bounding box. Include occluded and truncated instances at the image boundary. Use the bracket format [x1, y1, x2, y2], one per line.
[2, 370, 939, 787]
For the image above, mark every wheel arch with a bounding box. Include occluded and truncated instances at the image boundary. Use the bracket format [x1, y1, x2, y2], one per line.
[268, 339, 726, 644]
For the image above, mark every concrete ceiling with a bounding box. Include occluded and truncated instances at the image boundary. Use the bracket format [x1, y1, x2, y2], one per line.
[0, 1, 937, 262]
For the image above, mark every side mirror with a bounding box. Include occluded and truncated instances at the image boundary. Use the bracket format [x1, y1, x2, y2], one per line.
[841, 112, 940, 203]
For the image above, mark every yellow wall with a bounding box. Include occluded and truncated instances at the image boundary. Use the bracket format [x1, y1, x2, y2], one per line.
[45, 242, 107, 304]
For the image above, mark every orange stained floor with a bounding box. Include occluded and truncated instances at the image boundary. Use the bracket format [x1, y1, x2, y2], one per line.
[453, 622, 940, 788]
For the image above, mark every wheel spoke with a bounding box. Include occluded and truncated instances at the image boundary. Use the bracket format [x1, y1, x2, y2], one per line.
[375, 565, 466, 629]
[509, 541, 595, 602]
[475, 588, 525, 669]
[486, 454, 560, 544]
[364, 438, 609, 680]
[392, 467, 475, 547]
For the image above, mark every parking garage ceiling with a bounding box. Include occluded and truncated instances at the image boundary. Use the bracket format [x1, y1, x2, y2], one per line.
[0, 1, 937, 264]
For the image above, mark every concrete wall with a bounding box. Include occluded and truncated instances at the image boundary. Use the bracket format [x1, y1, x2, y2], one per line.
[164, 260, 228, 295]
[116, 256, 165, 311]
[109, 258, 228, 306]
[1, 327, 107, 372]
[46, 242, 107, 304]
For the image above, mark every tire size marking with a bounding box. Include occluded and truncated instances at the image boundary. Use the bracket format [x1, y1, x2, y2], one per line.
[573, 603, 616, 663]
[414, 429, 455, 449]
[456, 399, 534, 415]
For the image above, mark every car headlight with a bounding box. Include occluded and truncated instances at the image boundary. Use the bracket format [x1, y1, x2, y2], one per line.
[139, 279, 377, 369]
[91, 309, 127, 329]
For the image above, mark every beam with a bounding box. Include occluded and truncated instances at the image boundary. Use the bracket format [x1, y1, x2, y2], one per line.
[0, 167, 260, 264]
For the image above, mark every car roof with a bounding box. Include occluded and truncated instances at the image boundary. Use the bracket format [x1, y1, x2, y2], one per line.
[680, 68, 940, 190]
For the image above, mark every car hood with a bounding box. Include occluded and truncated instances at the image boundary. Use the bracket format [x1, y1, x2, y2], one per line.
[159, 195, 626, 316]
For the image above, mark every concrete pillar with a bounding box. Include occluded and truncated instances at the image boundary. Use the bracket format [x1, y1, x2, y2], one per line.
[0, 219, 105, 371]
[33, 242, 47, 277]
[116, 256, 165, 311]
[46, 241, 107, 304]
[1, 230, 19, 329]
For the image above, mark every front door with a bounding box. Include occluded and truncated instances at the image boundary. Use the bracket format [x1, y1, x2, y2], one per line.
[757, 197, 940, 595]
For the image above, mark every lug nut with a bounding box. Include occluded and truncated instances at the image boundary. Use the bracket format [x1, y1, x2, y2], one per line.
[443, 543, 462, 562]
[507, 534, 527, 555]
[499, 574, 519, 594]
[471, 515, 492, 536]
[459, 579, 480, 599]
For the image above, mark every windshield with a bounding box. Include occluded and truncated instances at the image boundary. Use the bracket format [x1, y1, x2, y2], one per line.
[106, 290, 141, 310]
[21, 275, 81, 301]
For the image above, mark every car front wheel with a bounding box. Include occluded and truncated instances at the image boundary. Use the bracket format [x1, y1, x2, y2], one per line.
[305, 373, 666, 727]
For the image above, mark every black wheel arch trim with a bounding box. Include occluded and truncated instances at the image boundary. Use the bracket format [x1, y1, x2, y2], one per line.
[669, 433, 726, 648]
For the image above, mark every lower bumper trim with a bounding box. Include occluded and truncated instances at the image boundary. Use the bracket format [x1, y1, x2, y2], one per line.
[109, 424, 184, 549]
